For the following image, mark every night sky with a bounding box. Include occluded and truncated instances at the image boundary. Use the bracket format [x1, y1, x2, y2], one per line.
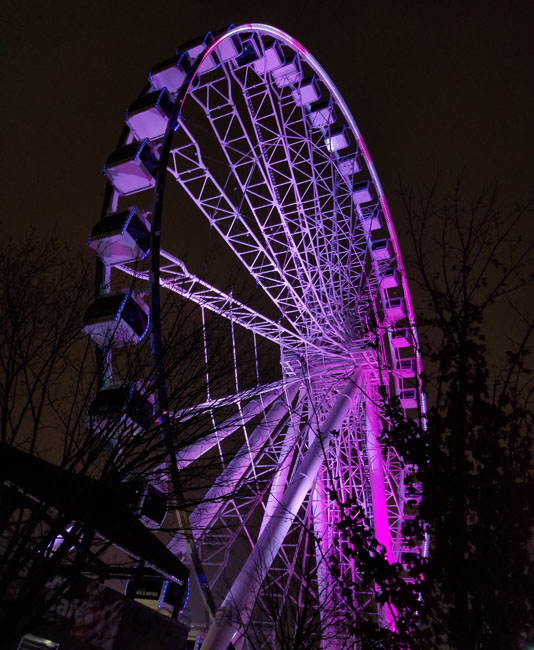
[3, 0, 533, 249]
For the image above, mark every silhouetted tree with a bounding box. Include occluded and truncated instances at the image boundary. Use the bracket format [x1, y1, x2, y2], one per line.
[399, 181, 534, 650]
[0, 234, 256, 646]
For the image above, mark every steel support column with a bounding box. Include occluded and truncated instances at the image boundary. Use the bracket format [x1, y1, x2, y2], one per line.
[200, 371, 362, 650]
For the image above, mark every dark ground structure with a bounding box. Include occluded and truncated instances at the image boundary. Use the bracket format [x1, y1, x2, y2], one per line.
[1, 445, 190, 650]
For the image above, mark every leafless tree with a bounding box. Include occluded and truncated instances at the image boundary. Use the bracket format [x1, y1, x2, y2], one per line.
[398, 179, 534, 650]
[0, 234, 260, 646]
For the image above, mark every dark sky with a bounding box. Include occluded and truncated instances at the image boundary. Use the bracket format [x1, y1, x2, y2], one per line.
[2, 0, 533, 247]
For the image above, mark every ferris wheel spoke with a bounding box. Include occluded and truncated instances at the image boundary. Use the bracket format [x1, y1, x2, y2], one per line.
[168, 117, 345, 347]
[168, 382, 300, 558]
[191, 383, 299, 531]
[296, 109, 364, 309]
[258, 388, 306, 536]
[167, 121, 311, 326]
[201, 371, 363, 650]
[175, 379, 293, 470]
[115, 253, 334, 353]
[230, 61, 343, 336]
[196, 410, 306, 566]
[237, 41, 376, 339]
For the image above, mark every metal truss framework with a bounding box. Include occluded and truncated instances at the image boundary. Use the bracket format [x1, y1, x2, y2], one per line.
[92, 23, 426, 650]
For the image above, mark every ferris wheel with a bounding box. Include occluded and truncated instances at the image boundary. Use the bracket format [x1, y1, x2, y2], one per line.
[82, 23, 426, 650]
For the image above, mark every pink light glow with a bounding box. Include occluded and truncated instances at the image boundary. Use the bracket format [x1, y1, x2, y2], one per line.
[358, 135, 372, 165]
[291, 37, 307, 55]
